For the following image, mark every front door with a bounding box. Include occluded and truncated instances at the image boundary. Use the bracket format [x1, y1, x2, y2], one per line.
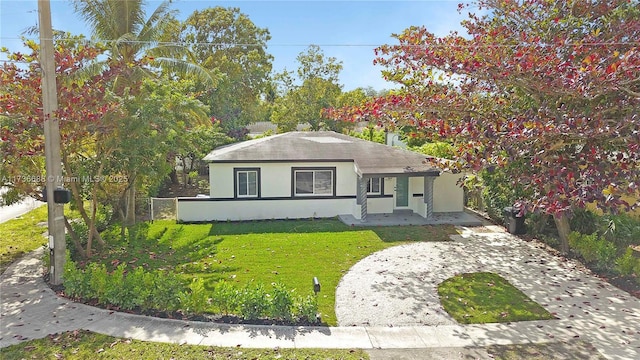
[395, 176, 409, 208]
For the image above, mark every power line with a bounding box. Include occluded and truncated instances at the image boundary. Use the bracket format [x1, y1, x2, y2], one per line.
[1, 36, 639, 49]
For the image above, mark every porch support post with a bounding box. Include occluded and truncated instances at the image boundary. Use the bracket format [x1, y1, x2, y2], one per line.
[357, 176, 368, 222]
[424, 176, 435, 218]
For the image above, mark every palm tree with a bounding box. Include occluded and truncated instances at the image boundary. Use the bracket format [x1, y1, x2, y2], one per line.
[72, 0, 213, 93]
[72, 0, 214, 228]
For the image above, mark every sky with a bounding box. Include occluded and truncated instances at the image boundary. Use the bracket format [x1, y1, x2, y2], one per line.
[0, 0, 472, 91]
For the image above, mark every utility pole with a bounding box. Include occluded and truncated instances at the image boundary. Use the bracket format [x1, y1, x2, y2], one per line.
[38, 0, 66, 285]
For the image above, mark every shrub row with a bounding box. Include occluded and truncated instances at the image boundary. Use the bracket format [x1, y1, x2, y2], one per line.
[614, 248, 640, 281]
[185, 279, 319, 323]
[62, 257, 319, 323]
[568, 231, 617, 271]
[569, 231, 640, 283]
[63, 255, 182, 312]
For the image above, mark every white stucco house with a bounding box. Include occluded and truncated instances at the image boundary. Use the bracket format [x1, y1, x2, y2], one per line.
[177, 131, 465, 222]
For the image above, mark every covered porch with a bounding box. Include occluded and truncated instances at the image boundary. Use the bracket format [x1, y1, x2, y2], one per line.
[354, 168, 440, 222]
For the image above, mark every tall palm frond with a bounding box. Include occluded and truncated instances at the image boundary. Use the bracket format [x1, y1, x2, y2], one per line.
[72, 0, 146, 44]
[151, 56, 220, 85]
[72, 0, 215, 86]
[138, 0, 173, 44]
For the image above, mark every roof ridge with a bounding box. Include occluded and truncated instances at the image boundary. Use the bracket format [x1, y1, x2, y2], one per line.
[203, 132, 289, 161]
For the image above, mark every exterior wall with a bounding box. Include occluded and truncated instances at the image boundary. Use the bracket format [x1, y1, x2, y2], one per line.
[396, 174, 464, 214]
[177, 198, 354, 222]
[209, 163, 234, 198]
[210, 161, 357, 198]
[404, 177, 426, 215]
[177, 161, 465, 222]
[433, 172, 465, 212]
[367, 197, 394, 214]
[365, 176, 394, 214]
[182, 161, 358, 222]
[408, 177, 423, 213]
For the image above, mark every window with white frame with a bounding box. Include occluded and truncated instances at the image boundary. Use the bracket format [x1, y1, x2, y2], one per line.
[293, 168, 334, 196]
[367, 177, 382, 195]
[235, 169, 259, 198]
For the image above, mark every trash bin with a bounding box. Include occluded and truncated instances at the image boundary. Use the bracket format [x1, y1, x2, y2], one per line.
[503, 206, 525, 234]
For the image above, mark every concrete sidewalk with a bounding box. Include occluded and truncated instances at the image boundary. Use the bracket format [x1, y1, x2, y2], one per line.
[1, 233, 640, 359]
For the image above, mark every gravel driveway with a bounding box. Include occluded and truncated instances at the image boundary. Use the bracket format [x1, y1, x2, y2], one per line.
[335, 225, 640, 328]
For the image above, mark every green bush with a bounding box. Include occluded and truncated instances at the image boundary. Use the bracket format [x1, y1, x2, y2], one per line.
[209, 282, 319, 323]
[121, 266, 154, 310]
[179, 278, 210, 314]
[569, 231, 617, 270]
[87, 262, 109, 303]
[63, 259, 318, 324]
[211, 281, 238, 315]
[462, 160, 534, 224]
[602, 213, 640, 247]
[615, 248, 638, 276]
[409, 141, 455, 160]
[238, 282, 270, 320]
[62, 259, 185, 312]
[146, 271, 184, 312]
[62, 253, 89, 299]
[294, 294, 319, 324]
[569, 209, 599, 236]
[269, 283, 294, 321]
[105, 263, 126, 306]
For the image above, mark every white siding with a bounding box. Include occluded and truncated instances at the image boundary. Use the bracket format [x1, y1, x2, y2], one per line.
[177, 198, 354, 222]
[434, 172, 465, 212]
[367, 197, 394, 214]
[396, 174, 464, 213]
[177, 161, 465, 222]
[210, 163, 234, 198]
[209, 161, 356, 198]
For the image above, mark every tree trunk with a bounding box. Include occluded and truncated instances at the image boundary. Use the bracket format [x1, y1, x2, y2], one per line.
[536, 214, 549, 234]
[181, 158, 189, 186]
[61, 153, 106, 252]
[127, 185, 136, 225]
[63, 217, 87, 259]
[86, 198, 98, 258]
[122, 172, 137, 228]
[553, 212, 572, 255]
[169, 168, 179, 184]
[168, 152, 179, 184]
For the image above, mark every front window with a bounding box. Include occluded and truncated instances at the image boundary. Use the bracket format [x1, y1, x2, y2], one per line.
[236, 169, 259, 197]
[294, 169, 334, 196]
[367, 177, 381, 195]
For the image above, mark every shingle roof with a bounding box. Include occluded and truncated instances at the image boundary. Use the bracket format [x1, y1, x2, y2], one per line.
[203, 131, 440, 177]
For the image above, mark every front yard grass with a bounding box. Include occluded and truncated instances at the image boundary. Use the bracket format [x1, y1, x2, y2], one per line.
[94, 219, 457, 325]
[438, 272, 555, 324]
[0, 330, 369, 360]
[0, 204, 47, 274]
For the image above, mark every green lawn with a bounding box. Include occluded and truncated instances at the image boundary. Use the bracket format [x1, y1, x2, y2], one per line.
[95, 219, 457, 325]
[0, 204, 48, 274]
[0, 330, 369, 360]
[438, 272, 554, 324]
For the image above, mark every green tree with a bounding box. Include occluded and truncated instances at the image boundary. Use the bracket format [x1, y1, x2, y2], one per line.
[174, 125, 234, 185]
[271, 45, 343, 132]
[323, 88, 370, 133]
[327, 0, 639, 253]
[72, 0, 212, 91]
[103, 78, 212, 212]
[177, 7, 273, 138]
[72, 0, 215, 226]
[1, 36, 120, 257]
